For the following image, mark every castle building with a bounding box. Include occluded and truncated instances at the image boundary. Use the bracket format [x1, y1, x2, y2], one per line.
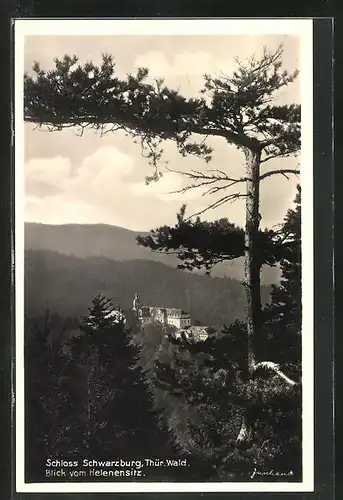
[132, 292, 191, 329]
[185, 325, 210, 342]
[174, 325, 211, 342]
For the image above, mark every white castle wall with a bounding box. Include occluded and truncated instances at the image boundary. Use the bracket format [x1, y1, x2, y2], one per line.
[133, 294, 191, 330]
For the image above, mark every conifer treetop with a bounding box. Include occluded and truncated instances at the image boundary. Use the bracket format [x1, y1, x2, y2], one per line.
[24, 45, 300, 182]
[82, 294, 126, 332]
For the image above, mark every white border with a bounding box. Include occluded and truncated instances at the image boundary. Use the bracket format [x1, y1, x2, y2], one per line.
[15, 19, 313, 493]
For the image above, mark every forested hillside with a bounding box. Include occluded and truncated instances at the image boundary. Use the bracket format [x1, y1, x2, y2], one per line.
[25, 249, 270, 326]
[25, 223, 279, 284]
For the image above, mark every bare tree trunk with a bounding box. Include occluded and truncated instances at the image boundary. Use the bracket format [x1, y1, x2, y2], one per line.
[237, 150, 298, 444]
[244, 147, 262, 375]
[237, 148, 262, 445]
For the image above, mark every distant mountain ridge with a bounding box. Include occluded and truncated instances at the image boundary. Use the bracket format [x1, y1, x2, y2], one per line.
[25, 249, 266, 326]
[24, 222, 280, 284]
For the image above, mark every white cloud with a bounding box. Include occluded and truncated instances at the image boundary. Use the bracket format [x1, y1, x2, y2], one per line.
[133, 43, 299, 102]
[24, 145, 210, 229]
[133, 50, 237, 97]
[130, 171, 198, 202]
[25, 196, 42, 209]
[71, 146, 134, 201]
[25, 156, 72, 190]
[23, 34, 300, 232]
[24, 142, 298, 231]
[25, 196, 108, 225]
[80, 146, 134, 180]
[134, 51, 220, 76]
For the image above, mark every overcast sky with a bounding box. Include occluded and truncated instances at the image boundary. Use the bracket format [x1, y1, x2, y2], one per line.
[23, 33, 301, 231]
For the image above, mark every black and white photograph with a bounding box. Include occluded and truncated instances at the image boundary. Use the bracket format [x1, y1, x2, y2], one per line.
[15, 19, 313, 493]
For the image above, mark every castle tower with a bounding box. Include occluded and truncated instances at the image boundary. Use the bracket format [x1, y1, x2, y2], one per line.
[132, 292, 140, 313]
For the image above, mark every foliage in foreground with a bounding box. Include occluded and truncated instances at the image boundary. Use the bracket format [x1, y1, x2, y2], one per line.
[131, 190, 302, 480]
[25, 298, 174, 482]
[130, 319, 301, 481]
[24, 188, 302, 482]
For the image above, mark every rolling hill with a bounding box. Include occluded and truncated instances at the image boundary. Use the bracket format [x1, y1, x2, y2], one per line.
[24, 222, 279, 284]
[24, 249, 270, 326]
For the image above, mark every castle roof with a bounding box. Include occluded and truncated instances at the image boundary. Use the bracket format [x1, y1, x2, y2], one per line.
[139, 306, 190, 318]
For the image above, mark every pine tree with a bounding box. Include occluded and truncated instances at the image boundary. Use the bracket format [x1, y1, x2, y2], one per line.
[130, 187, 303, 479]
[70, 295, 173, 468]
[262, 185, 301, 365]
[25, 309, 71, 480]
[24, 46, 300, 381]
[137, 206, 283, 273]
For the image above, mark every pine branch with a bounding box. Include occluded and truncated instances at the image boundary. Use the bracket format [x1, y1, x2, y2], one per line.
[166, 167, 248, 197]
[259, 169, 300, 181]
[167, 167, 247, 185]
[260, 152, 297, 163]
[187, 193, 246, 219]
[191, 126, 260, 150]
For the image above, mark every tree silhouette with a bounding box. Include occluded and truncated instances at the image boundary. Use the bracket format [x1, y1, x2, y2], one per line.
[136, 205, 288, 274]
[71, 295, 173, 464]
[24, 45, 301, 441]
[25, 309, 81, 480]
[262, 185, 302, 365]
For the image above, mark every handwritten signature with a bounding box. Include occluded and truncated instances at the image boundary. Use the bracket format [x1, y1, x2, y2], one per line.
[250, 468, 294, 480]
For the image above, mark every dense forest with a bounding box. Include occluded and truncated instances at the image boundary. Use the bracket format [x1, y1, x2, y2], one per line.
[25, 188, 301, 483]
[24, 222, 280, 284]
[25, 251, 271, 326]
